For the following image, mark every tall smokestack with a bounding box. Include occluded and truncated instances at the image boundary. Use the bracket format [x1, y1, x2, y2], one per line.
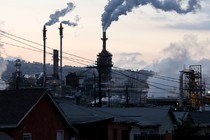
[101, 31, 108, 51]
[43, 25, 47, 87]
[59, 23, 63, 95]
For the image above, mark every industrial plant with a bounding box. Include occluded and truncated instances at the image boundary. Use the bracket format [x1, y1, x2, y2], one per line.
[3, 24, 210, 112]
[3, 24, 153, 108]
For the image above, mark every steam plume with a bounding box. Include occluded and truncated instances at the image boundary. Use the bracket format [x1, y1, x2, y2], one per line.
[61, 15, 80, 27]
[45, 2, 76, 26]
[102, 0, 201, 31]
[102, 0, 124, 31]
[61, 20, 77, 27]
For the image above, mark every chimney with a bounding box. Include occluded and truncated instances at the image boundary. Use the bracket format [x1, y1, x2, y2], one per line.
[43, 25, 47, 87]
[101, 31, 108, 51]
[53, 49, 59, 80]
[59, 23, 63, 95]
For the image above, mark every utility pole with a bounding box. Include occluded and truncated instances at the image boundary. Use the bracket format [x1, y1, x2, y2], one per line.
[98, 65, 102, 107]
[87, 64, 112, 107]
[87, 65, 102, 107]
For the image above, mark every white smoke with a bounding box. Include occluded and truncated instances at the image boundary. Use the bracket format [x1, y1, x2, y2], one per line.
[0, 48, 8, 90]
[0, 24, 8, 90]
[102, 0, 125, 31]
[145, 35, 210, 97]
[114, 52, 147, 70]
[61, 15, 80, 27]
[102, 0, 201, 31]
[45, 2, 78, 26]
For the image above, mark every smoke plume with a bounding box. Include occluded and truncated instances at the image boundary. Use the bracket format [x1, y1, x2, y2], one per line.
[102, 0, 201, 31]
[45, 2, 76, 26]
[61, 15, 80, 27]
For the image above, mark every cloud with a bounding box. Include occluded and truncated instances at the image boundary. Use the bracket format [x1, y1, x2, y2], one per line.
[165, 20, 210, 30]
[161, 1, 210, 31]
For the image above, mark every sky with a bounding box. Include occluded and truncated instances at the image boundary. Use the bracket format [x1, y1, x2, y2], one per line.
[1, 0, 210, 96]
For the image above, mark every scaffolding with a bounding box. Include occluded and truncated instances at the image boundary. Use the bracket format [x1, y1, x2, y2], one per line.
[180, 65, 205, 110]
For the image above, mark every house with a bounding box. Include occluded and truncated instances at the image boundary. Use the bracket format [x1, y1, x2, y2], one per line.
[58, 99, 175, 140]
[171, 110, 210, 136]
[94, 106, 175, 140]
[57, 98, 115, 140]
[0, 88, 78, 140]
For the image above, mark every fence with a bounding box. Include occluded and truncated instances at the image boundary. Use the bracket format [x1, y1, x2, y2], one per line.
[134, 133, 210, 140]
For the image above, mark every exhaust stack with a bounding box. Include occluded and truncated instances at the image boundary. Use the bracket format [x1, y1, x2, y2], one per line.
[43, 25, 47, 87]
[53, 49, 59, 80]
[101, 31, 108, 51]
[59, 23, 63, 95]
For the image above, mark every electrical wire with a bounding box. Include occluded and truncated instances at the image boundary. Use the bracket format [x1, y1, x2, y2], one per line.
[112, 68, 179, 95]
[0, 29, 209, 93]
[0, 30, 95, 63]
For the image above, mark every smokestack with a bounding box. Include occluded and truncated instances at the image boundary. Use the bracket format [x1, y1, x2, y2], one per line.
[101, 31, 108, 51]
[43, 25, 47, 87]
[59, 23, 63, 95]
[53, 49, 59, 80]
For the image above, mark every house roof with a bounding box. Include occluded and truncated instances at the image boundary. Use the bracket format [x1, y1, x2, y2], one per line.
[189, 111, 210, 127]
[0, 132, 14, 140]
[0, 88, 47, 128]
[57, 99, 114, 124]
[0, 88, 78, 133]
[58, 99, 170, 127]
[172, 111, 189, 124]
[93, 106, 170, 127]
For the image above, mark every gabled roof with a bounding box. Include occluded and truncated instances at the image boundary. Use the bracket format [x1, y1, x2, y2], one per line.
[0, 132, 14, 140]
[171, 111, 189, 124]
[0, 88, 77, 134]
[189, 111, 210, 127]
[57, 99, 114, 124]
[0, 88, 47, 128]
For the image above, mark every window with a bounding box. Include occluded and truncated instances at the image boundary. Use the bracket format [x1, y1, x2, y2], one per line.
[23, 133, 32, 140]
[113, 128, 117, 140]
[56, 130, 64, 140]
[121, 130, 129, 140]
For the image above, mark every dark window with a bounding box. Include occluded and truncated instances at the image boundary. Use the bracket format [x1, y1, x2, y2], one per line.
[113, 128, 117, 140]
[121, 130, 129, 140]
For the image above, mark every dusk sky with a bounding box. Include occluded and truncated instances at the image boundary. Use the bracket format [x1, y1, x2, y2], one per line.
[1, 0, 210, 89]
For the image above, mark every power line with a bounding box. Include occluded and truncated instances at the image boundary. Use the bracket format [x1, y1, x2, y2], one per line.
[1, 41, 92, 66]
[0, 41, 43, 53]
[112, 68, 179, 95]
[0, 33, 42, 51]
[0, 30, 94, 63]
[113, 66, 180, 84]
